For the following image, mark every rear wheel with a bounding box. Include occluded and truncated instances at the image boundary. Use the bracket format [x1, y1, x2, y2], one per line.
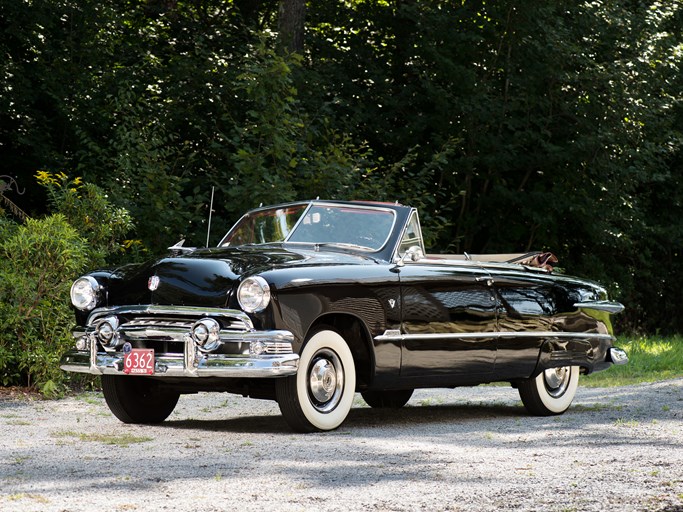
[102, 375, 179, 424]
[518, 366, 579, 416]
[276, 328, 356, 432]
[361, 389, 413, 408]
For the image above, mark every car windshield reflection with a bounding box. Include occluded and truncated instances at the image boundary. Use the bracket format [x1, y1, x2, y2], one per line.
[221, 203, 396, 252]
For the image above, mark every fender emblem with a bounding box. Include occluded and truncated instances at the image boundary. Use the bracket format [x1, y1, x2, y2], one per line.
[148, 275, 160, 291]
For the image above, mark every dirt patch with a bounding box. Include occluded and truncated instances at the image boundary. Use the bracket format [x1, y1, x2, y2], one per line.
[0, 386, 43, 401]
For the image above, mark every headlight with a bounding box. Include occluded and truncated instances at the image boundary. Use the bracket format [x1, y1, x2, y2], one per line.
[237, 276, 271, 313]
[70, 276, 101, 311]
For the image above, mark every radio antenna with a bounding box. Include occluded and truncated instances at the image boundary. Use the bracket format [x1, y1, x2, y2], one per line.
[206, 186, 215, 247]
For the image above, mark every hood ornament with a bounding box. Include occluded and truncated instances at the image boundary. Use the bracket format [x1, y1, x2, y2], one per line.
[148, 275, 160, 291]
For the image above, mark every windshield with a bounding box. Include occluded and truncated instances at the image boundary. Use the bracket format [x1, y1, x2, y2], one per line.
[221, 205, 307, 246]
[220, 203, 396, 252]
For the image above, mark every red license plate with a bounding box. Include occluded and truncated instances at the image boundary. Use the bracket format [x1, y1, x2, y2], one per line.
[123, 348, 155, 375]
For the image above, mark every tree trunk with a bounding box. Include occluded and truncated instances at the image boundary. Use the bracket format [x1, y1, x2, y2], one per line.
[278, 0, 306, 54]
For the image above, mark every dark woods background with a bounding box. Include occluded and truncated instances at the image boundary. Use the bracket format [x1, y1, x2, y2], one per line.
[1, 0, 682, 333]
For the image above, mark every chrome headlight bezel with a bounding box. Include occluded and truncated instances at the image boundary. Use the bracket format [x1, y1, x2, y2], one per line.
[70, 276, 101, 311]
[237, 276, 271, 313]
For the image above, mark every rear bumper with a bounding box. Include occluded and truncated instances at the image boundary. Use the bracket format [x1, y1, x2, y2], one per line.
[533, 334, 627, 376]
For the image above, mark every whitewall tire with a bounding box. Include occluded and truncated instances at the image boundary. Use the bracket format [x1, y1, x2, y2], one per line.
[518, 365, 579, 416]
[276, 328, 356, 432]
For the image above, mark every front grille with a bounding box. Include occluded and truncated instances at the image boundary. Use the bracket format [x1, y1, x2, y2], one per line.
[123, 316, 250, 332]
[124, 318, 194, 329]
[87, 306, 255, 356]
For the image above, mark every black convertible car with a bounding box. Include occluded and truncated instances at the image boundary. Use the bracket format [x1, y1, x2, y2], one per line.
[61, 200, 628, 432]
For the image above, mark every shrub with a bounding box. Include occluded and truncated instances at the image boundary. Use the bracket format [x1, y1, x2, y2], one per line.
[0, 174, 136, 394]
[0, 214, 89, 394]
[36, 171, 136, 266]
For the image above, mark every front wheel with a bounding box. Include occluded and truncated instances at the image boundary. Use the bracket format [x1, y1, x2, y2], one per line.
[102, 375, 179, 424]
[276, 328, 356, 432]
[518, 366, 579, 416]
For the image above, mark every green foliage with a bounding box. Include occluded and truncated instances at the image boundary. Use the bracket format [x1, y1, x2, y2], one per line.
[36, 171, 135, 266]
[0, 214, 89, 393]
[0, 175, 134, 393]
[220, 35, 368, 219]
[0, 0, 681, 332]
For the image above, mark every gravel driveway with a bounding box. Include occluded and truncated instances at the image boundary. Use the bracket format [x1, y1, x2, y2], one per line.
[1, 379, 682, 512]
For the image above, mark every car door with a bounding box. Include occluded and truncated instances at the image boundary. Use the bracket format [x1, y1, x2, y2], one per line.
[397, 263, 498, 382]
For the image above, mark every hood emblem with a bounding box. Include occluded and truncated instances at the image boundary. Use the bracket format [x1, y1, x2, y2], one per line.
[148, 275, 160, 291]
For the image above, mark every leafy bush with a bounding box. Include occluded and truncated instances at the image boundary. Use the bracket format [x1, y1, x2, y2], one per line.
[0, 214, 88, 394]
[36, 171, 137, 266]
[0, 175, 137, 394]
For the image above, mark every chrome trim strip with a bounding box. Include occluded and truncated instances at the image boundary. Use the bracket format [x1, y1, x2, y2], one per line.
[374, 330, 615, 342]
[120, 326, 190, 342]
[86, 306, 254, 329]
[401, 258, 552, 273]
[574, 301, 625, 314]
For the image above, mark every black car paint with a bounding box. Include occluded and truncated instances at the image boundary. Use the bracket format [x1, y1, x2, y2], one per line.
[61, 201, 629, 433]
[74, 238, 613, 392]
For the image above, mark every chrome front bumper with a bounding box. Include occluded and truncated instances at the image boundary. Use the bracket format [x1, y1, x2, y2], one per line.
[60, 347, 299, 378]
[60, 305, 299, 378]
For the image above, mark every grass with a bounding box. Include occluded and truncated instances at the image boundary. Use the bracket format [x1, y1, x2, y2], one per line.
[582, 335, 683, 387]
[52, 430, 153, 447]
[6, 494, 50, 504]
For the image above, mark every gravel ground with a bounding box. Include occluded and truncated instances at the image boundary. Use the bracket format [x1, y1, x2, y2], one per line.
[1, 379, 682, 512]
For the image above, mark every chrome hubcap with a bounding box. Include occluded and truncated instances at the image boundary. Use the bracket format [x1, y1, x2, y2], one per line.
[308, 349, 344, 413]
[543, 366, 570, 398]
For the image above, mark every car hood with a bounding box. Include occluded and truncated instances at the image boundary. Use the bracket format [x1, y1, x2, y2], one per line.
[105, 245, 378, 308]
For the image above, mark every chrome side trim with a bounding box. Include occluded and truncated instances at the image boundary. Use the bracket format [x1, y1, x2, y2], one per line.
[574, 301, 625, 314]
[375, 330, 615, 342]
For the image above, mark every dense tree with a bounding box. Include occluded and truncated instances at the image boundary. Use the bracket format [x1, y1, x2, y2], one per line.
[0, 0, 681, 332]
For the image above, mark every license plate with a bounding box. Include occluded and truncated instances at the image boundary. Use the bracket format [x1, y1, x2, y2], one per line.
[123, 348, 155, 375]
